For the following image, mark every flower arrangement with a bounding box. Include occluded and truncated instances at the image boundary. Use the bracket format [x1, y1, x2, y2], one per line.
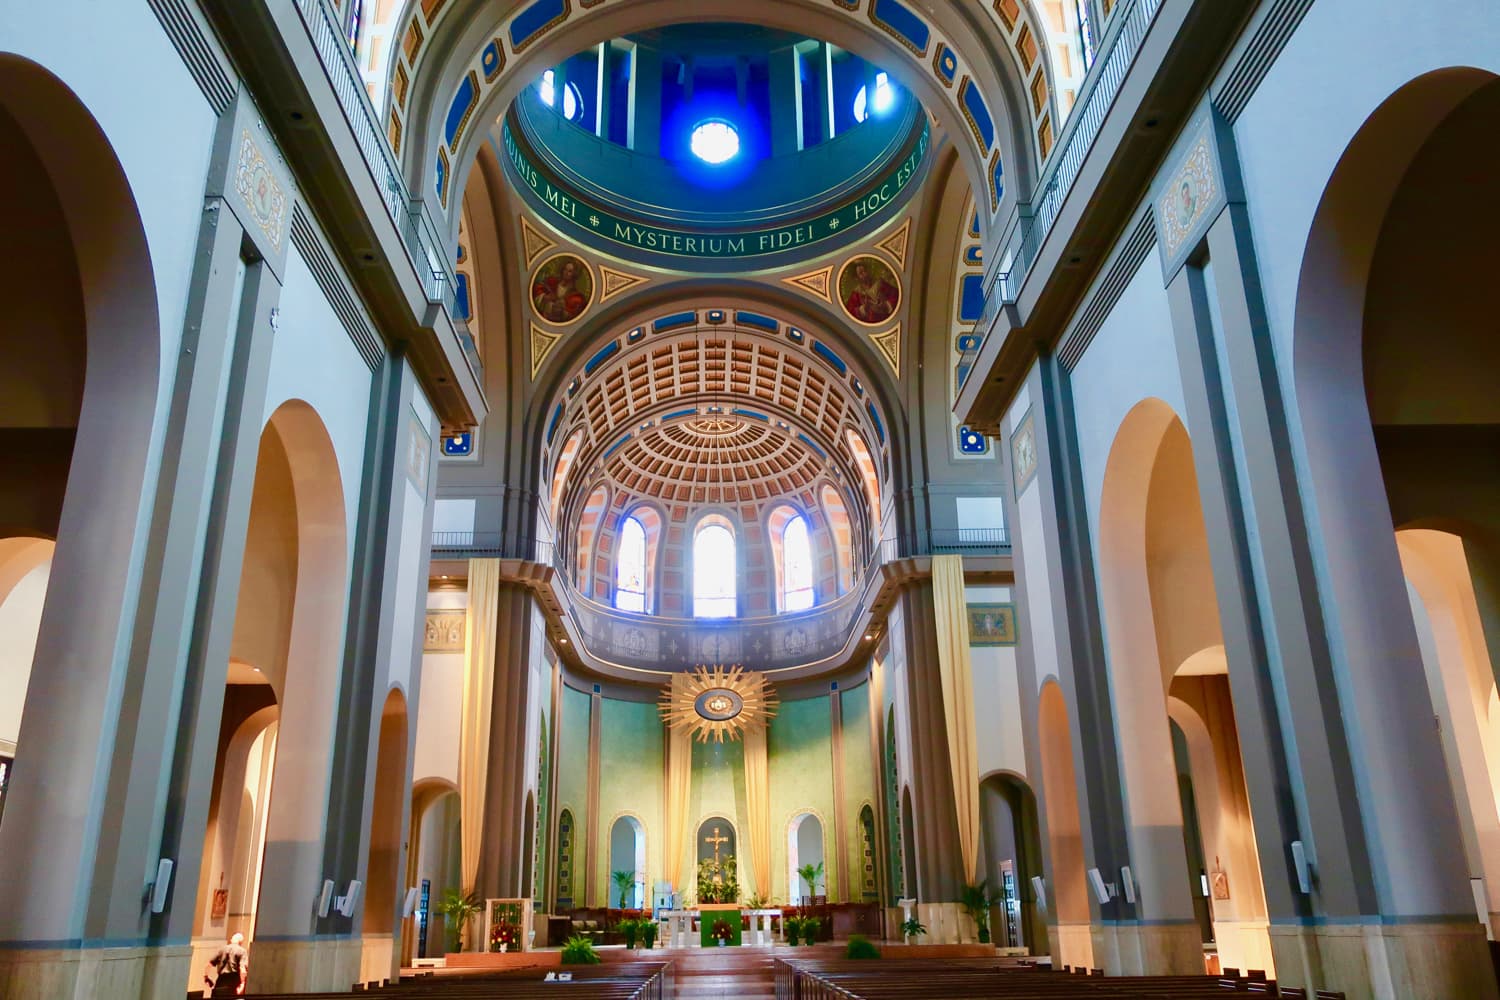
[711, 918, 734, 945]
[490, 921, 519, 952]
[696, 855, 740, 904]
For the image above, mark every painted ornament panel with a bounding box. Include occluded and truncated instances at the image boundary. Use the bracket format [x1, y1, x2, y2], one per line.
[531, 253, 594, 325]
[838, 255, 901, 326]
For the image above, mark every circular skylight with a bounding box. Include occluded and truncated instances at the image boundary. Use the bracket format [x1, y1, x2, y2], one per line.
[854, 72, 895, 123]
[690, 119, 740, 165]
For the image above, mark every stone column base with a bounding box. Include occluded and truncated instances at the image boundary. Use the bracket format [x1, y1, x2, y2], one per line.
[1091, 920, 1203, 976]
[1048, 921, 1095, 970]
[0, 943, 192, 1000]
[357, 933, 396, 986]
[247, 936, 362, 994]
[914, 902, 969, 944]
[1269, 920, 1499, 1000]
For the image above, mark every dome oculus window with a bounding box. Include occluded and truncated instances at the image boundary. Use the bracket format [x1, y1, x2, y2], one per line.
[539, 69, 584, 122]
[853, 72, 895, 123]
[689, 119, 740, 165]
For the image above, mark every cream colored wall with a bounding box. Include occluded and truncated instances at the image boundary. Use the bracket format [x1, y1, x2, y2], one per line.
[0, 560, 49, 746]
[412, 589, 466, 786]
[967, 584, 1026, 781]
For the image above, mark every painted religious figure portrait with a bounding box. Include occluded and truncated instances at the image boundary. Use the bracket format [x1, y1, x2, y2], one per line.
[839, 255, 901, 326]
[967, 603, 1018, 646]
[531, 253, 594, 325]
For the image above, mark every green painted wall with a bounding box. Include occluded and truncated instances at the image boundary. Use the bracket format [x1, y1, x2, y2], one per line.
[555, 685, 591, 906]
[595, 698, 664, 907]
[840, 682, 879, 901]
[684, 738, 746, 901]
[769, 696, 836, 904]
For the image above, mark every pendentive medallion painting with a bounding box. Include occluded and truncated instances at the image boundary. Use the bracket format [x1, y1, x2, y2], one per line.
[839, 255, 901, 326]
[530, 253, 594, 325]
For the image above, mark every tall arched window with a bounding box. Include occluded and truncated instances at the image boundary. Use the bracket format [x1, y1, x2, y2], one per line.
[693, 516, 737, 618]
[769, 506, 816, 612]
[782, 515, 814, 611]
[615, 515, 647, 612]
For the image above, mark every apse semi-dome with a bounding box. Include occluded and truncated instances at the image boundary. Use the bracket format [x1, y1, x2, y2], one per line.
[503, 23, 930, 271]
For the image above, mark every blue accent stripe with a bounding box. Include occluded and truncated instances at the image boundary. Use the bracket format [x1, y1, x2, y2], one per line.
[812, 341, 847, 375]
[735, 310, 779, 333]
[546, 403, 564, 443]
[602, 434, 631, 460]
[509, 0, 566, 51]
[663, 408, 698, 422]
[959, 274, 985, 322]
[866, 402, 886, 445]
[454, 272, 472, 320]
[583, 341, 620, 376]
[444, 73, 477, 147]
[992, 155, 1005, 205]
[961, 79, 995, 151]
[797, 433, 827, 458]
[732, 408, 769, 422]
[872, 0, 931, 54]
[481, 41, 504, 82]
[653, 311, 697, 333]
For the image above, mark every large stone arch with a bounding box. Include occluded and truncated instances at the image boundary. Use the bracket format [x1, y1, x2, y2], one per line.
[388, 0, 1039, 235]
[246, 399, 353, 991]
[1289, 67, 1499, 928]
[0, 52, 163, 949]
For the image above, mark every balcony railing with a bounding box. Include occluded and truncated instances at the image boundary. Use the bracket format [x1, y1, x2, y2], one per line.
[958, 0, 1165, 386]
[293, 0, 480, 384]
[430, 526, 1008, 670]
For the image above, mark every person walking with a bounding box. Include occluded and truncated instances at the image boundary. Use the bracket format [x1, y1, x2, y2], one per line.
[203, 932, 248, 997]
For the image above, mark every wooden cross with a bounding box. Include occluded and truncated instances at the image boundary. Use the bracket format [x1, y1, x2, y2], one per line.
[704, 826, 729, 866]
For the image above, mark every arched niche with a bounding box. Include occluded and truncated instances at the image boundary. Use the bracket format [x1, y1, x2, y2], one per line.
[857, 803, 879, 902]
[0, 538, 53, 759]
[365, 689, 410, 956]
[978, 772, 1046, 955]
[406, 779, 461, 961]
[787, 811, 825, 904]
[608, 814, 647, 909]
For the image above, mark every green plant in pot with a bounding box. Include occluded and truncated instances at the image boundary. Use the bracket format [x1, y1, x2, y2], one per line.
[619, 917, 640, 949]
[800, 915, 821, 945]
[639, 918, 659, 949]
[900, 916, 928, 945]
[561, 935, 602, 964]
[796, 860, 825, 901]
[960, 880, 1002, 945]
[433, 888, 481, 953]
[612, 869, 636, 909]
[784, 914, 803, 946]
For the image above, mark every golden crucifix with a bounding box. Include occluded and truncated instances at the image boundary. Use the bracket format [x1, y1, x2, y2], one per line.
[704, 826, 729, 867]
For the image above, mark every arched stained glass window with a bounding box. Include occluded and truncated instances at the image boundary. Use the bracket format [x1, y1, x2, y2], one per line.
[693, 518, 737, 618]
[782, 515, 815, 611]
[615, 516, 647, 612]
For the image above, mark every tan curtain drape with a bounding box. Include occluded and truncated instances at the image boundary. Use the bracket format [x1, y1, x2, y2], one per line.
[743, 725, 772, 901]
[459, 558, 501, 895]
[664, 675, 693, 893]
[932, 554, 980, 882]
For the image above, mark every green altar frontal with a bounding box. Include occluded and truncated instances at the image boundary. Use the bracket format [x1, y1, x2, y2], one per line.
[698, 904, 743, 947]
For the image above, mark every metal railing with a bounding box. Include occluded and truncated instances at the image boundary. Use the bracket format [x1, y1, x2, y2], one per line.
[293, 0, 479, 381]
[959, 0, 1165, 387]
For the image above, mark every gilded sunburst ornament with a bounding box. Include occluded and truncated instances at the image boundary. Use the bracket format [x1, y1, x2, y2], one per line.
[659, 665, 779, 743]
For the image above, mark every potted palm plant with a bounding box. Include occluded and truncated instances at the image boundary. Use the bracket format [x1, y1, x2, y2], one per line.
[784, 914, 803, 947]
[612, 869, 636, 909]
[796, 861, 824, 902]
[900, 916, 927, 945]
[434, 888, 481, 953]
[960, 881, 1002, 944]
